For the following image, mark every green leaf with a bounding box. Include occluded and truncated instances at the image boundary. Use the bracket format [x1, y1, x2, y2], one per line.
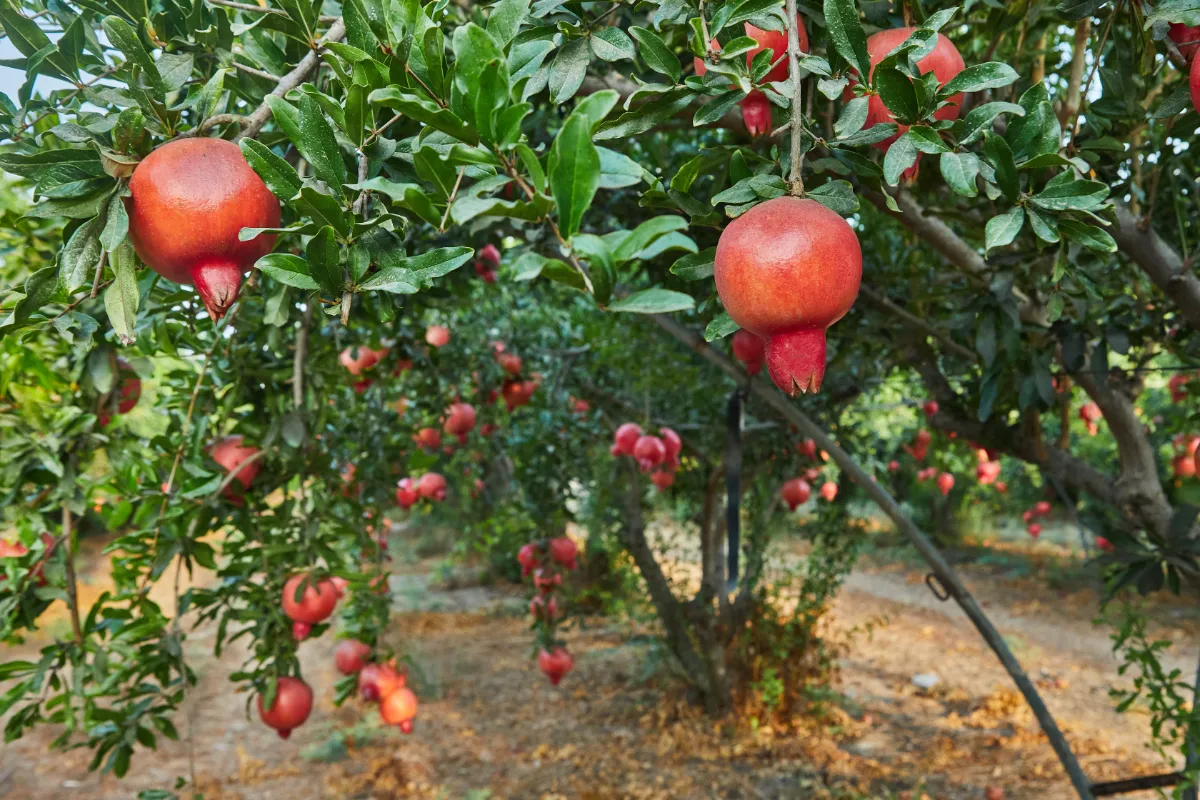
[941, 62, 1019, 96]
[1151, 84, 1191, 119]
[906, 125, 948, 154]
[549, 38, 591, 104]
[1030, 179, 1109, 212]
[597, 146, 642, 189]
[1059, 219, 1117, 252]
[630, 26, 681, 83]
[60, 215, 104, 293]
[596, 90, 691, 140]
[344, 83, 368, 148]
[959, 101, 1025, 145]
[369, 87, 478, 144]
[834, 96, 868, 139]
[256, 253, 320, 290]
[299, 187, 352, 237]
[939, 151, 979, 197]
[402, 246, 475, 283]
[102, 16, 164, 96]
[694, 89, 743, 126]
[487, 0, 529, 47]
[0, 0, 52, 59]
[984, 206, 1024, 255]
[305, 226, 343, 294]
[983, 132, 1019, 201]
[873, 67, 918, 125]
[1027, 207, 1060, 244]
[103, 242, 138, 344]
[613, 215, 689, 264]
[548, 110, 601, 240]
[882, 133, 918, 186]
[704, 311, 739, 341]
[591, 27, 636, 62]
[806, 180, 859, 215]
[100, 192, 128, 252]
[671, 247, 716, 280]
[608, 288, 695, 313]
[835, 122, 899, 147]
[824, 0, 872, 83]
[297, 94, 347, 195]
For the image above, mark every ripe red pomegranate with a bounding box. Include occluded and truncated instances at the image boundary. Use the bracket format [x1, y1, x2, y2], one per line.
[99, 359, 143, 426]
[1034, 501, 1051, 516]
[517, 542, 538, 577]
[292, 621, 312, 641]
[395, 478, 418, 509]
[530, 593, 560, 621]
[936, 472, 954, 496]
[659, 427, 682, 465]
[538, 647, 574, 685]
[715, 197, 861, 395]
[281, 574, 337, 625]
[985, 788, 1005, 800]
[335, 640, 372, 675]
[1191, 52, 1200, 115]
[416, 472, 447, 501]
[127, 139, 279, 319]
[739, 90, 773, 137]
[906, 430, 931, 461]
[994, 481, 1008, 493]
[856, 28, 965, 150]
[380, 686, 418, 732]
[1027, 523, 1042, 538]
[425, 325, 450, 347]
[498, 352, 522, 375]
[474, 260, 496, 283]
[533, 568, 562, 593]
[1095, 536, 1114, 553]
[976, 461, 1001, 485]
[358, 661, 405, 702]
[257, 676, 313, 739]
[820, 481, 837, 502]
[633, 435, 667, 472]
[339, 345, 386, 376]
[501, 379, 537, 410]
[731, 330, 765, 375]
[888, 460, 899, 472]
[479, 243, 501, 267]
[922, 400, 938, 418]
[650, 469, 675, 490]
[1174, 453, 1196, 479]
[209, 436, 261, 499]
[797, 438, 818, 459]
[443, 402, 477, 442]
[413, 427, 441, 450]
[1169, 373, 1190, 402]
[613, 423, 643, 455]
[572, 398, 590, 415]
[549, 537, 578, 570]
[329, 576, 349, 598]
[781, 478, 811, 510]
[1171, 23, 1200, 61]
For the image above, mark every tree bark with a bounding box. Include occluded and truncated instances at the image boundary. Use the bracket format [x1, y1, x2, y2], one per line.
[1112, 206, 1200, 332]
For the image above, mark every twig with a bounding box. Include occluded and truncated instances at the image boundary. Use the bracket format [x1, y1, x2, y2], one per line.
[293, 305, 312, 409]
[205, 0, 337, 22]
[51, 281, 112, 322]
[698, 0, 712, 57]
[362, 112, 402, 147]
[858, 285, 980, 362]
[784, 0, 805, 196]
[231, 61, 281, 82]
[89, 251, 107, 299]
[351, 152, 371, 215]
[11, 67, 120, 139]
[405, 64, 445, 107]
[174, 113, 250, 139]
[439, 166, 466, 231]
[61, 505, 84, 646]
[235, 18, 346, 141]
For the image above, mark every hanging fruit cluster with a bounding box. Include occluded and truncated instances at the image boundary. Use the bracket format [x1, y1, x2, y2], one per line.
[517, 537, 578, 685]
[609, 422, 683, 490]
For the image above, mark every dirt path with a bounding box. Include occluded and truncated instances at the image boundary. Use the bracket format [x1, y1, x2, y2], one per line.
[1, 547, 1195, 799]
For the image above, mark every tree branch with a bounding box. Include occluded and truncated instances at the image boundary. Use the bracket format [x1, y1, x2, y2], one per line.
[1113, 205, 1200, 331]
[784, 0, 804, 195]
[858, 284, 980, 362]
[62, 505, 84, 647]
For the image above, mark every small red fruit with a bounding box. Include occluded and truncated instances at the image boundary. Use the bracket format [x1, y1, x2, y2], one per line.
[715, 197, 862, 395]
[1027, 523, 1042, 538]
[443, 403, 477, 440]
[659, 427, 682, 464]
[127, 138, 280, 320]
[781, 478, 811, 510]
[985, 787, 1005, 800]
[650, 469, 675, 490]
[1095, 536, 1114, 553]
[413, 427, 441, 450]
[731, 329, 765, 375]
[820, 481, 837, 502]
[292, 621, 312, 641]
[281, 574, 337, 625]
[994, 481, 1008, 493]
[396, 478, 418, 509]
[633, 435, 667, 472]
[380, 686, 418, 729]
[257, 676, 313, 739]
[533, 568, 562, 593]
[797, 438, 818, 459]
[1034, 501, 1051, 516]
[888, 460, 899, 472]
[329, 576, 349, 597]
[425, 325, 450, 347]
[549, 537, 578, 570]
[498, 352, 522, 375]
[209, 435, 261, 492]
[739, 90, 773, 137]
[335, 640, 372, 675]
[694, 15, 809, 84]
[517, 542, 538, 577]
[936, 472, 954, 496]
[613, 423, 643, 455]
[339, 345, 386, 376]
[479, 243, 502, 267]
[922, 400, 938, 418]
[416, 472, 447, 501]
[538, 647, 574, 685]
[530, 594, 560, 621]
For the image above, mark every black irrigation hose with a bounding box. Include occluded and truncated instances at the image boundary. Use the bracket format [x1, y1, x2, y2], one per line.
[725, 387, 746, 591]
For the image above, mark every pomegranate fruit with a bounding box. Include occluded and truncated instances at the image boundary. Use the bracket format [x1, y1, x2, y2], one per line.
[380, 686, 418, 732]
[257, 676, 313, 739]
[731, 329, 765, 374]
[1095, 536, 1114, 553]
[888, 460, 899, 472]
[498, 352, 522, 375]
[572, 398, 590, 415]
[976, 461, 1001, 485]
[922, 400, 938, 418]
[714, 197, 862, 395]
[1027, 523, 1042, 538]
[209, 435, 261, 498]
[335, 640, 372, 675]
[538, 647, 574, 685]
[425, 325, 450, 347]
[358, 661, 405, 702]
[478, 243, 501, 267]
[613, 423, 643, 455]
[329, 576, 349, 597]
[650, 469, 675, 490]
[549, 537, 578, 570]
[530, 593, 560, 621]
[413, 427, 442, 450]
[994, 481, 1008, 493]
[292, 621, 312, 641]
[936, 472, 954, 496]
[633, 435, 667, 472]
[1171, 22, 1200, 61]
[659, 427, 682, 465]
[281, 574, 337, 625]
[517, 542, 538, 577]
[797, 438, 818, 459]
[395, 477, 418, 509]
[739, 90, 773, 137]
[416, 472, 447, 501]
[127, 138, 280, 319]
[820, 481, 837, 502]
[855, 28, 966, 150]
[533, 568, 562, 593]
[781, 478, 811, 510]
[1034, 501, 1051, 516]
[1191, 51, 1200, 115]
[339, 345, 386, 376]
[443, 402, 476, 442]
[985, 788, 1005, 800]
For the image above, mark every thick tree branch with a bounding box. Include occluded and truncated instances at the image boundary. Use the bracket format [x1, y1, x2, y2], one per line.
[650, 313, 1095, 798]
[1113, 205, 1200, 331]
[1059, 19, 1090, 126]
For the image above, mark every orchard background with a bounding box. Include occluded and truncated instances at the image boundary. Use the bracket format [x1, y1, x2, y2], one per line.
[0, 0, 1199, 796]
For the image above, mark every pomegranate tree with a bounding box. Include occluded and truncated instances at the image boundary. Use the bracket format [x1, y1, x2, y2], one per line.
[127, 138, 280, 319]
[714, 197, 862, 394]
